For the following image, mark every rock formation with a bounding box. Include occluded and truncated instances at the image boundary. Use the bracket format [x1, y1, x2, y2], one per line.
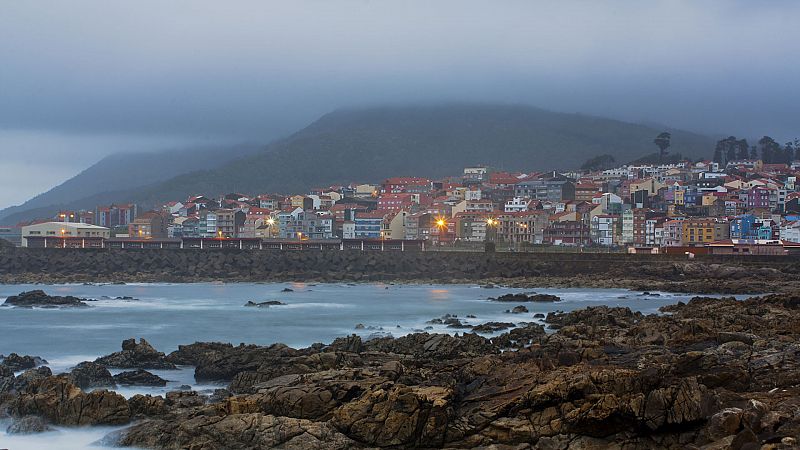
[4, 293, 800, 448]
[95, 338, 177, 370]
[2, 290, 90, 308]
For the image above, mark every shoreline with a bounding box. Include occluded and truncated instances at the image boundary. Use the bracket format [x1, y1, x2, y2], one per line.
[1, 273, 788, 294]
[2, 292, 799, 448]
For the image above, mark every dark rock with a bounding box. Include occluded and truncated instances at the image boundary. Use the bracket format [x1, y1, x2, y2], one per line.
[8, 376, 130, 425]
[95, 338, 176, 370]
[244, 300, 286, 307]
[1, 366, 53, 394]
[65, 361, 116, 389]
[471, 322, 516, 333]
[2, 290, 90, 308]
[281, 288, 294, 292]
[113, 369, 168, 386]
[1, 353, 48, 371]
[128, 394, 167, 418]
[533, 313, 545, 318]
[492, 292, 561, 302]
[6, 416, 52, 434]
[165, 342, 233, 366]
[510, 305, 529, 314]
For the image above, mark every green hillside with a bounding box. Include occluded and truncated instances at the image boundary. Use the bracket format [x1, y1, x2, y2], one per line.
[137, 104, 713, 202]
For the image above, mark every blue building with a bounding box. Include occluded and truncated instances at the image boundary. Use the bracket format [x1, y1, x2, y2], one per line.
[730, 214, 757, 239]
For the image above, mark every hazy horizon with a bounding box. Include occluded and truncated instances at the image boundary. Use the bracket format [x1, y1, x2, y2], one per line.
[1, 1, 799, 209]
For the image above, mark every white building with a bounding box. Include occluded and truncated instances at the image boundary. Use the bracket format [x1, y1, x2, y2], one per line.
[780, 221, 800, 243]
[504, 197, 529, 213]
[21, 222, 110, 247]
[590, 215, 617, 246]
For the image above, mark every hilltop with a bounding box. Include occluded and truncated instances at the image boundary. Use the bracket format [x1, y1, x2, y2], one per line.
[1, 104, 714, 223]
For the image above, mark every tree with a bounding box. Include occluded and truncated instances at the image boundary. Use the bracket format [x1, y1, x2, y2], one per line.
[580, 154, 616, 171]
[784, 142, 795, 164]
[724, 136, 737, 163]
[653, 132, 671, 163]
[759, 136, 780, 163]
[795, 139, 800, 161]
[712, 144, 723, 164]
[736, 139, 749, 160]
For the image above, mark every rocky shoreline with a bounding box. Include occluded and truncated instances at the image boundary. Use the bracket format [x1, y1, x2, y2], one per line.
[2, 293, 800, 448]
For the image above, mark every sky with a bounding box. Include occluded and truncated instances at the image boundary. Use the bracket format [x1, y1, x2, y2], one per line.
[0, 0, 798, 209]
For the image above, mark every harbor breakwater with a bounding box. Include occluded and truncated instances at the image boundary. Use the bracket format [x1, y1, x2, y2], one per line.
[1, 247, 798, 291]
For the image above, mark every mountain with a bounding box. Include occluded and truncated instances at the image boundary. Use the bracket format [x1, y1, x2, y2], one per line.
[4, 104, 715, 224]
[134, 104, 713, 203]
[0, 144, 261, 225]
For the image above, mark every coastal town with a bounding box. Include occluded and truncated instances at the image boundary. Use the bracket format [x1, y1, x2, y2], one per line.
[5, 149, 800, 256]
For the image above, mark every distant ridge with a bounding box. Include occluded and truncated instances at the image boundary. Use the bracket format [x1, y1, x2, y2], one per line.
[0, 144, 261, 225]
[2, 104, 714, 224]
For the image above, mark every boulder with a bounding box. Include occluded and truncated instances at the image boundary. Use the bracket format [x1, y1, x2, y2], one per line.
[112, 413, 357, 449]
[2, 290, 90, 308]
[113, 369, 168, 387]
[65, 361, 116, 389]
[165, 341, 234, 365]
[244, 300, 286, 307]
[128, 394, 167, 418]
[510, 305, 529, 314]
[95, 338, 176, 370]
[1, 366, 53, 394]
[332, 385, 453, 447]
[1, 353, 48, 371]
[492, 293, 562, 302]
[471, 322, 516, 333]
[6, 416, 52, 434]
[9, 376, 130, 425]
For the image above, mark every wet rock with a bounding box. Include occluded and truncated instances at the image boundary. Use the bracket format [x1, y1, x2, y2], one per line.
[113, 369, 168, 386]
[113, 413, 357, 449]
[510, 305, 528, 314]
[1, 366, 52, 394]
[492, 292, 561, 302]
[332, 385, 452, 447]
[165, 341, 233, 366]
[1, 353, 48, 371]
[165, 390, 204, 408]
[471, 322, 516, 333]
[95, 338, 176, 370]
[243, 300, 286, 307]
[2, 290, 90, 308]
[6, 416, 52, 434]
[705, 407, 743, 440]
[128, 394, 167, 418]
[281, 288, 294, 292]
[363, 332, 496, 359]
[65, 361, 116, 389]
[9, 376, 130, 425]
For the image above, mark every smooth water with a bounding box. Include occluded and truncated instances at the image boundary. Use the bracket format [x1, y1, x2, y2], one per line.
[0, 282, 740, 449]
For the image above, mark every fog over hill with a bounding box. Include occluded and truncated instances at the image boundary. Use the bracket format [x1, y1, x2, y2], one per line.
[0, 144, 261, 225]
[1, 103, 715, 224]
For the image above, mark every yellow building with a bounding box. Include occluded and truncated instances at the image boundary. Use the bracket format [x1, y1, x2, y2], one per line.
[681, 219, 730, 245]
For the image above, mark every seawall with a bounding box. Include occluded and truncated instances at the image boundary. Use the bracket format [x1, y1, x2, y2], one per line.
[1, 247, 798, 291]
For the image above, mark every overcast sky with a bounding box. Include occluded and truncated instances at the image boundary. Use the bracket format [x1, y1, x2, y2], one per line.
[1, 1, 798, 209]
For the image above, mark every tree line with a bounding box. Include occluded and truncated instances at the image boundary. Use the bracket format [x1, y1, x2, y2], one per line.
[712, 135, 799, 165]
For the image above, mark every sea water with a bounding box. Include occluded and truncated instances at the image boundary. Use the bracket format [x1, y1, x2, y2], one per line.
[0, 282, 741, 449]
